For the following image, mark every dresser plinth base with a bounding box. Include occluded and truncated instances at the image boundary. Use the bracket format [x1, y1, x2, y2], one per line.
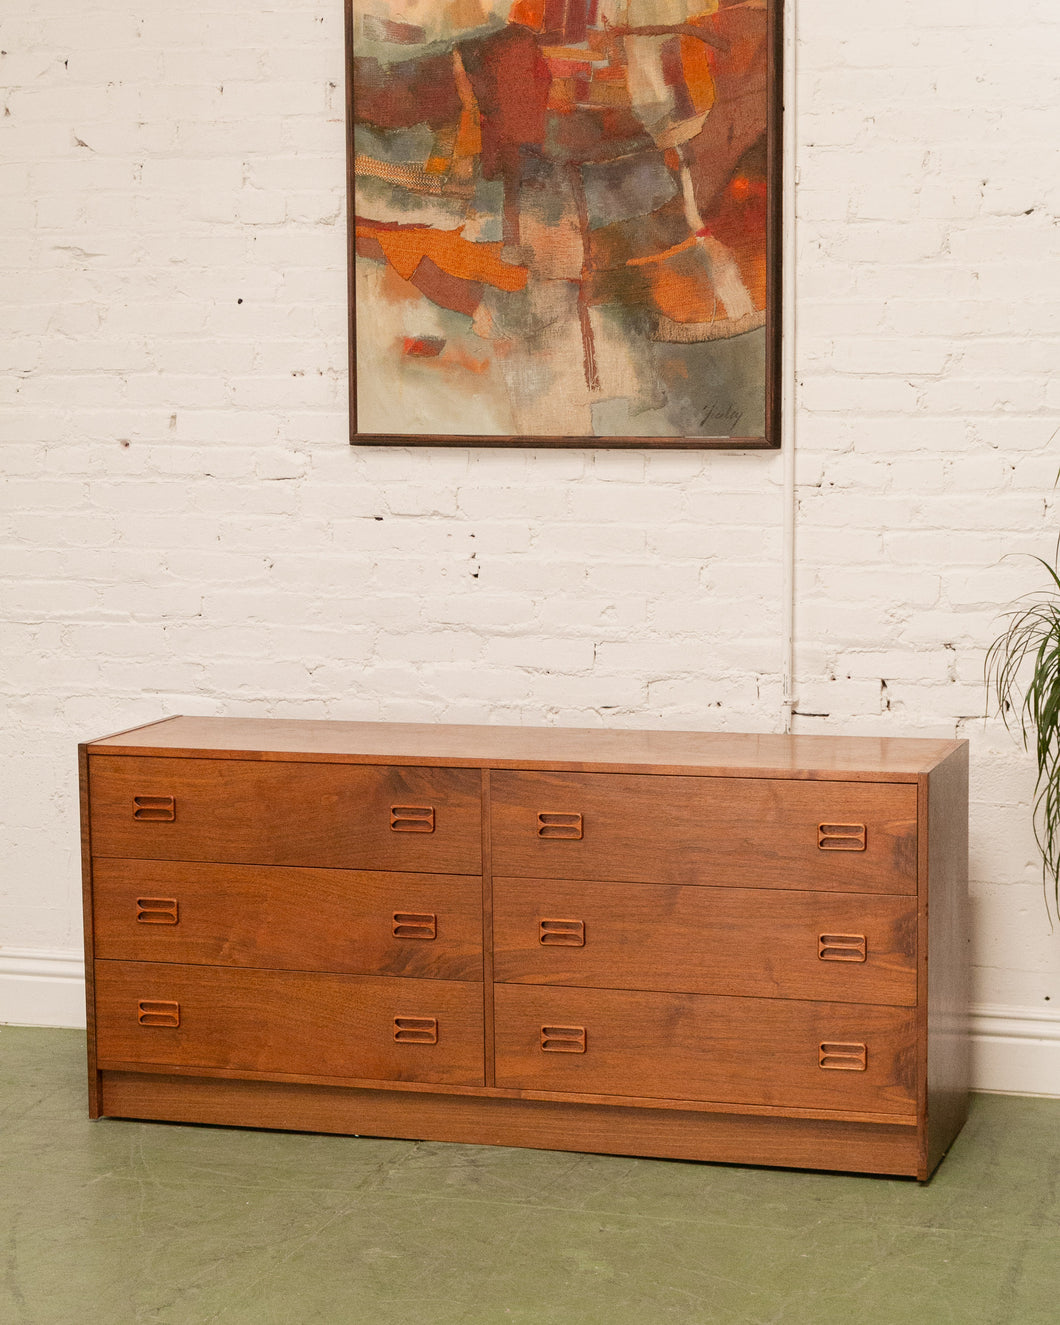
[99, 1071, 924, 1178]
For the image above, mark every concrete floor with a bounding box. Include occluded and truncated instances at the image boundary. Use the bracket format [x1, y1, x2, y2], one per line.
[2, 1026, 1058, 1324]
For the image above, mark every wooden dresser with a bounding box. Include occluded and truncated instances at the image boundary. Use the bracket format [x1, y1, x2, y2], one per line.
[80, 717, 969, 1179]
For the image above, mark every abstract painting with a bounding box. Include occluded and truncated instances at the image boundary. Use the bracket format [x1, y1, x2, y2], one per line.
[346, 0, 781, 446]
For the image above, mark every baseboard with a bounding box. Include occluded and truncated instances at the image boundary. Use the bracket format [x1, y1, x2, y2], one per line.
[0, 949, 86, 1029]
[2, 956, 1057, 1097]
[970, 1004, 1060, 1097]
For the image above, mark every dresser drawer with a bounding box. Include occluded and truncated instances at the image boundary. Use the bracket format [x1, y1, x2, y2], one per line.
[92, 860, 482, 980]
[493, 878, 916, 1005]
[494, 985, 916, 1116]
[94, 961, 485, 1085]
[88, 756, 481, 873]
[490, 772, 917, 894]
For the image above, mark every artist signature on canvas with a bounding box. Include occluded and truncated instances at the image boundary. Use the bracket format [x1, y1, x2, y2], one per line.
[699, 403, 744, 433]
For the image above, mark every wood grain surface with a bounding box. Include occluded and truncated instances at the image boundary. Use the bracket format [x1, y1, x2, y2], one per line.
[491, 770, 918, 894]
[493, 877, 916, 1005]
[494, 985, 918, 1116]
[100, 1070, 920, 1174]
[81, 717, 968, 1179]
[88, 755, 481, 874]
[87, 716, 961, 780]
[92, 860, 483, 981]
[94, 961, 485, 1086]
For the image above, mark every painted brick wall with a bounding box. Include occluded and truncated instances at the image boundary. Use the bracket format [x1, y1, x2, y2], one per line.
[2, 0, 1059, 1086]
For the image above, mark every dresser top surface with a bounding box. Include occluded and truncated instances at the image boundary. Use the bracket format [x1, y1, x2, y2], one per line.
[84, 717, 964, 781]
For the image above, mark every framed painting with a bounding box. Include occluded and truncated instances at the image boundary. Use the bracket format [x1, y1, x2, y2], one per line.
[345, 0, 782, 447]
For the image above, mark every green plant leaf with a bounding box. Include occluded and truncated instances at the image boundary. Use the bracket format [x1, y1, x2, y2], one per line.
[986, 557, 1060, 926]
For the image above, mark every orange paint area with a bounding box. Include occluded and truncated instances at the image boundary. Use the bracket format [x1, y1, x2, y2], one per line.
[355, 220, 529, 294]
[614, 245, 732, 323]
[700, 171, 769, 309]
[508, 0, 546, 30]
[403, 336, 445, 357]
[544, 43, 628, 112]
[679, 33, 716, 117]
[399, 335, 492, 376]
[451, 50, 483, 176]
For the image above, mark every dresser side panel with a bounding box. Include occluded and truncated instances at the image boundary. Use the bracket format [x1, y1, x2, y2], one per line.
[922, 743, 971, 1178]
[79, 744, 101, 1116]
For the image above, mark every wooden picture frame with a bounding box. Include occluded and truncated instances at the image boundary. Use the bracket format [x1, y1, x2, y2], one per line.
[346, 0, 782, 448]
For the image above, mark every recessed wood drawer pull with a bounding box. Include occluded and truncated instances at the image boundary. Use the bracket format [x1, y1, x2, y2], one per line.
[541, 1025, 586, 1053]
[132, 795, 175, 822]
[537, 812, 583, 840]
[390, 805, 435, 833]
[818, 933, 867, 962]
[392, 912, 437, 940]
[393, 1016, 438, 1044]
[539, 918, 585, 947]
[137, 1000, 180, 1028]
[819, 1042, 867, 1071]
[817, 823, 866, 851]
[136, 897, 179, 925]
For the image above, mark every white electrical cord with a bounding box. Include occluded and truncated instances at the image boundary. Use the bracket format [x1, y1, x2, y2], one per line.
[780, 0, 798, 735]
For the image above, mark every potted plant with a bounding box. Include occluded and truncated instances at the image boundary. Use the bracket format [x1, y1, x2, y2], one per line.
[987, 547, 1060, 923]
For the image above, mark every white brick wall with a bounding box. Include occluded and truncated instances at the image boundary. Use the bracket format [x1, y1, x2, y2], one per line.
[2, 1, 1059, 1089]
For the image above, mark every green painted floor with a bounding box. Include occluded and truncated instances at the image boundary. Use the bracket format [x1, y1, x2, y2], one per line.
[2, 1028, 1058, 1325]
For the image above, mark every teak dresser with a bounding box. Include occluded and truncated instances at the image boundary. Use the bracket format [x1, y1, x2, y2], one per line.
[79, 717, 969, 1179]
